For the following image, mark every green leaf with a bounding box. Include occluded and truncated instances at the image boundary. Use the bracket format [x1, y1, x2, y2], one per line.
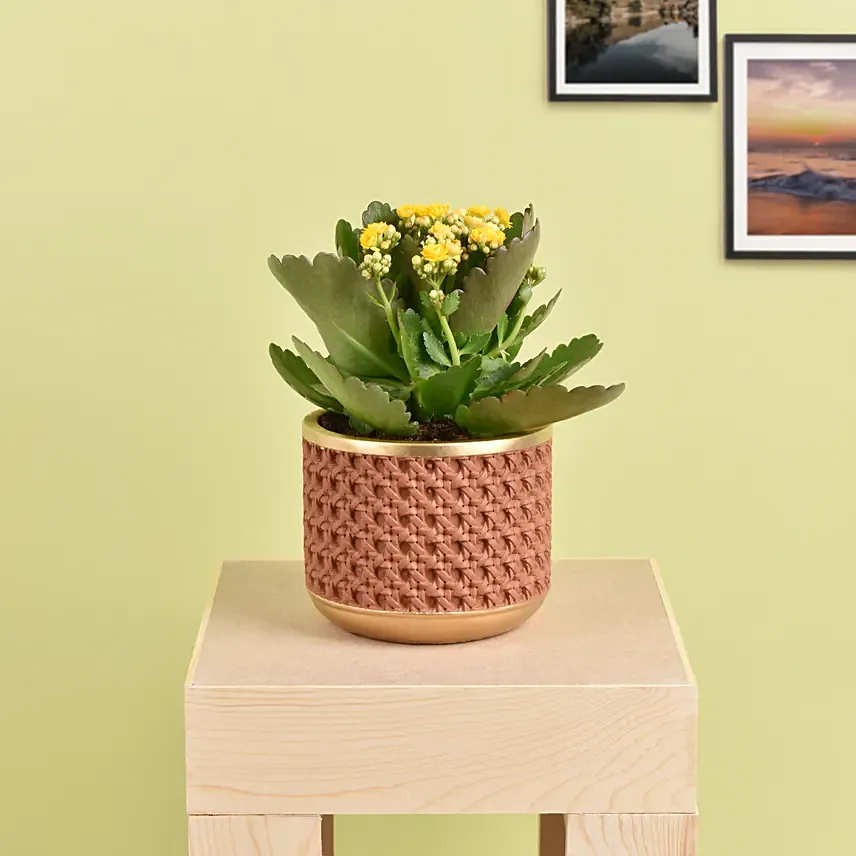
[268, 344, 343, 412]
[505, 211, 524, 242]
[442, 290, 461, 317]
[522, 203, 536, 233]
[417, 358, 483, 420]
[268, 253, 408, 380]
[495, 350, 547, 393]
[361, 200, 396, 227]
[422, 328, 451, 367]
[512, 290, 562, 348]
[499, 335, 603, 394]
[293, 338, 417, 437]
[335, 219, 360, 262]
[460, 331, 492, 355]
[450, 220, 541, 336]
[496, 312, 509, 345]
[472, 359, 521, 400]
[398, 309, 438, 380]
[505, 341, 523, 361]
[506, 284, 534, 321]
[394, 234, 422, 303]
[455, 383, 625, 438]
[349, 415, 375, 435]
[358, 377, 413, 402]
[534, 335, 603, 386]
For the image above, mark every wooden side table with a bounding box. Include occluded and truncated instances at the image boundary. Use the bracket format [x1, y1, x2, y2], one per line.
[185, 559, 697, 856]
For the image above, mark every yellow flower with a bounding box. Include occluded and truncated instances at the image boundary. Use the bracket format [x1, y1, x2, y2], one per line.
[426, 203, 450, 218]
[360, 221, 390, 250]
[396, 205, 419, 219]
[467, 205, 491, 218]
[421, 242, 450, 262]
[445, 239, 463, 258]
[470, 223, 506, 250]
[430, 222, 454, 241]
[494, 207, 512, 228]
[464, 215, 485, 230]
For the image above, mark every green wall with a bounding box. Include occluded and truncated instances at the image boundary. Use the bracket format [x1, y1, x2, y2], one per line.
[2, 1, 855, 853]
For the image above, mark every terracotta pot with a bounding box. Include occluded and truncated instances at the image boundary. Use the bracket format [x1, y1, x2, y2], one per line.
[301, 411, 553, 644]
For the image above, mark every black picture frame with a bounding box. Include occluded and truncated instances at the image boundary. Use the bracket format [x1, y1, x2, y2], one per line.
[725, 33, 856, 260]
[548, 0, 719, 103]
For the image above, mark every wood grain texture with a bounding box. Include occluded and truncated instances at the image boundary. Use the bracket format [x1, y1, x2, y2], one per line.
[188, 815, 322, 856]
[564, 814, 697, 856]
[187, 560, 692, 689]
[184, 558, 697, 815]
[185, 684, 696, 815]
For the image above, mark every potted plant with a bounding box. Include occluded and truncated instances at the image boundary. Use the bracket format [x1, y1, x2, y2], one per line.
[268, 202, 624, 644]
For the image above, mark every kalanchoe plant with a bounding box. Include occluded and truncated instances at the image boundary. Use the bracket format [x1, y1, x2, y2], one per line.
[268, 202, 624, 439]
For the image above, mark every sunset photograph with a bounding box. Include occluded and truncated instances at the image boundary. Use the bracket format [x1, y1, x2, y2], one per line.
[726, 36, 856, 259]
[747, 58, 856, 236]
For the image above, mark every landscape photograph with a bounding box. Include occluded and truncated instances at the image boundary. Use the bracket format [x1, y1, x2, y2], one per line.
[564, 0, 701, 85]
[746, 59, 856, 237]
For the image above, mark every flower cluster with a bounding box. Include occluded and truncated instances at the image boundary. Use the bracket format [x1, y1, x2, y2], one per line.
[412, 232, 463, 280]
[397, 203, 450, 232]
[358, 222, 400, 279]
[364, 204, 512, 285]
[468, 222, 506, 255]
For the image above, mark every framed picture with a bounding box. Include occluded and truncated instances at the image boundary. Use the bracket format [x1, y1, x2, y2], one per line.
[725, 34, 856, 260]
[548, 0, 718, 102]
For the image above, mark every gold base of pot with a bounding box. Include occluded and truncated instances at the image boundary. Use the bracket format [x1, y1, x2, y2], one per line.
[308, 592, 546, 645]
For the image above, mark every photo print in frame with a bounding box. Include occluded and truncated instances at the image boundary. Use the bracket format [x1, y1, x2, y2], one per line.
[548, 0, 718, 102]
[725, 34, 856, 260]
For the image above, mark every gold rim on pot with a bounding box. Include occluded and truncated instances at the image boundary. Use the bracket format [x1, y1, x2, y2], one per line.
[308, 592, 546, 644]
[301, 410, 552, 458]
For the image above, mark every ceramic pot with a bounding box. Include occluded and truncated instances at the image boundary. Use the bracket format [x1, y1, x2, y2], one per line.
[301, 411, 552, 644]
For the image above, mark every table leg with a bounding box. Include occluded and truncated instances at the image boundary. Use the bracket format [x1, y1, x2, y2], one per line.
[188, 815, 324, 855]
[539, 815, 568, 856]
[321, 816, 334, 855]
[562, 814, 698, 856]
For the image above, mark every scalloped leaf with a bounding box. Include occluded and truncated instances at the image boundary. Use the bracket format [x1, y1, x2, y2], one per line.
[495, 350, 547, 392]
[511, 289, 561, 348]
[269, 344, 343, 412]
[357, 378, 412, 401]
[293, 338, 417, 437]
[499, 335, 603, 394]
[505, 211, 524, 242]
[472, 359, 522, 400]
[455, 383, 625, 437]
[536, 335, 602, 385]
[361, 200, 396, 227]
[268, 253, 407, 381]
[398, 308, 439, 380]
[394, 233, 423, 303]
[422, 328, 451, 367]
[442, 290, 461, 317]
[335, 219, 360, 262]
[417, 357, 483, 420]
[522, 203, 536, 233]
[450, 220, 541, 336]
[460, 331, 492, 355]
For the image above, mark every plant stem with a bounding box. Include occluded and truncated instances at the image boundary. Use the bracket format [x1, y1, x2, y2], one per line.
[486, 310, 526, 359]
[436, 310, 461, 366]
[375, 276, 400, 350]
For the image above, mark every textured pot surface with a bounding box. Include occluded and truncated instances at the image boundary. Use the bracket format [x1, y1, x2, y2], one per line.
[301, 413, 553, 637]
